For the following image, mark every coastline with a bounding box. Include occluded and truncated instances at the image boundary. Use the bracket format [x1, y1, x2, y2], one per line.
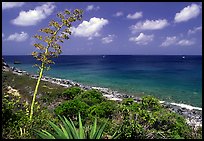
[2, 59, 202, 129]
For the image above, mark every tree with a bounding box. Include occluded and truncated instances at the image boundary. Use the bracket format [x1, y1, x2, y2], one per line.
[29, 9, 83, 121]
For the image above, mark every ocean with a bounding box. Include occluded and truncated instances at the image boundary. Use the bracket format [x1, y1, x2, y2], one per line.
[3, 55, 202, 107]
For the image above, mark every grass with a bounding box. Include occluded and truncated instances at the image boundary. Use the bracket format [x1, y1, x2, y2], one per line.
[2, 71, 67, 108]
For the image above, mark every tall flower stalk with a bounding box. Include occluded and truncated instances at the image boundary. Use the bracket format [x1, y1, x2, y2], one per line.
[29, 9, 83, 121]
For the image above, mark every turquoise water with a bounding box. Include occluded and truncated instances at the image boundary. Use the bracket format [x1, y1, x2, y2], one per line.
[3, 55, 202, 107]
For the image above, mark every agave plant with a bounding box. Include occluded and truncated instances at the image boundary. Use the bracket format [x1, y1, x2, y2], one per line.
[35, 113, 120, 139]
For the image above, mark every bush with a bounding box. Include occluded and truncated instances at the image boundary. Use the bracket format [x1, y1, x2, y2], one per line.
[88, 100, 118, 119]
[62, 87, 82, 100]
[122, 98, 134, 106]
[2, 92, 57, 139]
[115, 95, 197, 139]
[141, 95, 162, 111]
[54, 99, 90, 122]
[75, 89, 105, 106]
[2, 93, 29, 139]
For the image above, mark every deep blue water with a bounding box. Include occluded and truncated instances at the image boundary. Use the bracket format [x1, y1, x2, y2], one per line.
[3, 55, 202, 107]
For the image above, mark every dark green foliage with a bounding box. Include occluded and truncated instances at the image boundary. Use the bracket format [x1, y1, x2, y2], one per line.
[75, 89, 105, 106]
[116, 96, 195, 139]
[88, 100, 118, 119]
[122, 98, 134, 106]
[62, 87, 82, 100]
[54, 99, 90, 121]
[141, 95, 162, 111]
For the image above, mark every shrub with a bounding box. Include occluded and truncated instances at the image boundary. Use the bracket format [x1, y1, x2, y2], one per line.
[62, 87, 82, 100]
[88, 100, 118, 119]
[116, 95, 195, 139]
[122, 98, 134, 106]
[54, 99, 90, 122]
[75, 89, 105, 106]
[141, 95, 162, 111]
[2, 92, 57, 139]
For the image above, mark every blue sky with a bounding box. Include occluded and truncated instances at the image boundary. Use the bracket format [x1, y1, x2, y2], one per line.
[2, 2, 202, 55]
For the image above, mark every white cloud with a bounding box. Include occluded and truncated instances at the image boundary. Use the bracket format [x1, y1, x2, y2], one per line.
[2, 33, 5, 38]
[161, 36, 195, 47]
[6, 32, 29, 42]
[71, 17, 108, 40]
[127, 11, 143, 19]
[177, 39, 195, 46]
[161, 36, 178, 47]
[86, 5, 100, 11]
[130, 19, 168, 33]
[174, 3, 201, 23]
[101, 34, 116, 44]
[11, 2, 55, 26]
[188, 26, 202, 35]
[113, 11, 124, 17]
[129, 33, 154, 45]
[2, 2, 25, 10]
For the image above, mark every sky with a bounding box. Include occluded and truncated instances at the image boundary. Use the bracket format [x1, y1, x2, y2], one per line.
[2, 2, 202, 55]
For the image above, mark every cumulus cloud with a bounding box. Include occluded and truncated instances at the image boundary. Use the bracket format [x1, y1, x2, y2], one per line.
[2, 33, 5, 38]
[6, 32, 29, 42]
[101, 34, 116, 44]
[188, 26, 202, 35]
[127, 11, 143, 19]
[113, 11, 124, 17]
[174, 3, 201, 23]
[71, 17, 108, 40]
[161, 36, 195, 47]
[129, 33, 154, 45]
[11, 2, 55, 26]
[86, 5, 100, 11]
[130, 19, 168, 33]
[2, 2, 25, 10]
[161, 36, 178, 47]
[177, 39, 195, 46]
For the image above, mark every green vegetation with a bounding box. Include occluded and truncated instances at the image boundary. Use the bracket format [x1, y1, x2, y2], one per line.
[54, 99, 90, 121]
[35, 113, 119, 139]
[30, 9, 83, 121]
[2, 87, 58, 139]
[62, 86, 82, 100]
[2, 71, 202, 139]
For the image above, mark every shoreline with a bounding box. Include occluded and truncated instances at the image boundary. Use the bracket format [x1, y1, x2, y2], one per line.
[2, 59, 202, 128]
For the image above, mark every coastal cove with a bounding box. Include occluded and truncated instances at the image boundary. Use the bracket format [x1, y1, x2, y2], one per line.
[3, 55, 202, 107]
[2, 57, 202, 129]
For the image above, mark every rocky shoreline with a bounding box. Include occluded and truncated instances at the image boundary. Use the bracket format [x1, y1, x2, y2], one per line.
[2, 58, 202, 129]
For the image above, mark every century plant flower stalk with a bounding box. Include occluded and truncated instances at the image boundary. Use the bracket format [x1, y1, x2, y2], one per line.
[29, 9, 83, 121]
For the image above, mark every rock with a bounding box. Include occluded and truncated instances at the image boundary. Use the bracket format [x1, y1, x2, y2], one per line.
[123, 95, 129, 98]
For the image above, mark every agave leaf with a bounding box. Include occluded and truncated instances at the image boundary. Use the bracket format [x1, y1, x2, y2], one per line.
[94, 121, 107, 139]
[47, 120, 67, 139]
[78, 113, 85, 139]
[69, 118, 80, 139]
[59, 123, 69, 139]
[63, 116, 79, 139]
[111, 129, 122, 139]
[58, 115, 72, 139]
[34, 129, 55, 139]
[89, 118, 97, 139]
[96, 124, 107, 139]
